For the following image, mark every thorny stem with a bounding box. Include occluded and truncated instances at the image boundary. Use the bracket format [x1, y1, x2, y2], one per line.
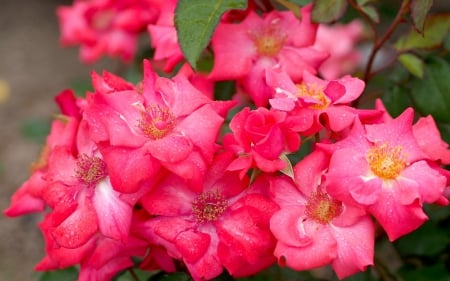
[367, 0, 410, 81]
[349, 0, 411, 84]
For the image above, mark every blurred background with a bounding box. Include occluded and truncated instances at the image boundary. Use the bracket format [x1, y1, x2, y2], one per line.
[0, 1, 115, 280]
[0, 1, 449, 281]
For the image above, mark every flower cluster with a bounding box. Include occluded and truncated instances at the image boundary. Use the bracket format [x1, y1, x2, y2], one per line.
[5, 1, 450, 281]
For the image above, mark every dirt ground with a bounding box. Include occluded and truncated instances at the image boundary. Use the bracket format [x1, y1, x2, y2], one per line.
[0, 1, 114, 280]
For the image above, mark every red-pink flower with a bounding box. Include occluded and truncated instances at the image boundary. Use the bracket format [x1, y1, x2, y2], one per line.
[57, 0, 160, 63]
[268, 70, 365, 135]
[224, 107, 301, 177]
[41, 121, 146, 248]
[135, 152, 278, 280]
[209, 5, 327, 106]
[4, 90, 81, 217]
[84, 60, 232, 190]
[269, 148, 374, 279]
[313, 20, 365, 80]
[324, 109, 447, 240]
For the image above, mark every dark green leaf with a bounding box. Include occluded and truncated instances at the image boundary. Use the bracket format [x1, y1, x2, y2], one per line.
[311, 0, 347, 23]
[356, 0, 380, 23]
[394, 219, 450, 257]
[437, 122, 450, 144]
[381, 84, 413, 118]
[150, 272, 192, 281]
[398, 263, 450, 281]
[411, 0, 433, 33]
[39, 267, 78, 281]
[175, 0, 247, 69]
[395, 14, 450, 51]
[360, 4, 380, 23]
[114, 269, 153, 281]
[398, 53, 425, 78]
[409, 57, 450, 123]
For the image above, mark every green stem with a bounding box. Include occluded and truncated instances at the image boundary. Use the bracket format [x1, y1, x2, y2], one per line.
[129, 268, 140, 281]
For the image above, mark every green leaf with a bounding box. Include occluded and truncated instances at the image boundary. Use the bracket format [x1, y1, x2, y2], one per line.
[360, 4, 379, 23]
[398, 263, 450, 281]
[311, 0, 347, 23]
[274, 0, 302, 18]
[39, 267, 78, 281]
[394, 219, 450, 257]
[381, 84, 413, 118]
[356, 0, 380, 23]
[411, 0, 433, 33]
[409, 57, 450, 123]
[175, 0, 247, 69]
[279, 154, 294, 179]
[395, 14, 450, 51]
[398, 53, 425, 78]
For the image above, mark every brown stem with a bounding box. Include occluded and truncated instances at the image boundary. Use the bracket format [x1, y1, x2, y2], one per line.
[348, 0, 379, 39]
[363, 0, 411, 83]
[129, 268, 140, 281]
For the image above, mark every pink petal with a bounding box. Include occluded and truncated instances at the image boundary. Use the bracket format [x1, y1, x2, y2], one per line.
[52, 197, 98, 249]
[175, 229, 211, 263]
[140, 174, 196, 216]
[294, 148, 329, 195]
[330, 216, 375, 279]
[270, 206, 311, 247]
[100, 144, 161, 193]
[365, 108, 427, 163]
[368, 195, 428, 241]
[401, 160, 446, 203]
[324, 80, 346, 102]
[93, 180, 132, 241]
[146, 133, 192, 163]
[178, 104, 223, 162]
[274, 224, 337, 271]
[413, 115, 450, 164]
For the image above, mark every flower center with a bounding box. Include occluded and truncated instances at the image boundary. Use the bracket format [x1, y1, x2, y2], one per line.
[192, 190, 228, 223]
[250, 23, 286, 57]
[367, 143, 406, 180]
[138, 104, 176, 140]
[75, 154, 108, 186]
[305, 191, 342, 224]
[296, 83, 330, 110]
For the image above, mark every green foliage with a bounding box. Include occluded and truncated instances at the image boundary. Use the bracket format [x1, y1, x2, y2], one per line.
[410, 0, 433, 33]
[356, 0, 380, 23]
[395, 14, 450, 51]
[39, 267, 78, 281]
[398, 263, 450, 281]
[311, 0, 347, 23]
[409, 57, 450, 123]
[175, 0, 247, 69]
[398, 53, 424, 78]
